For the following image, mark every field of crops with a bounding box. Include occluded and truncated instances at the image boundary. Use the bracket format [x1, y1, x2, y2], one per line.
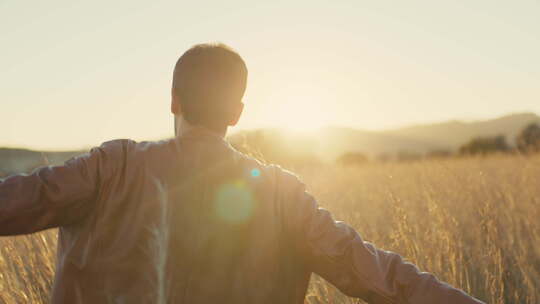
[1, 154, 539, 303]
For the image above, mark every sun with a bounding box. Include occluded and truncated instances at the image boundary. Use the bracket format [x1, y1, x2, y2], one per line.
[273, 96, 330, 132]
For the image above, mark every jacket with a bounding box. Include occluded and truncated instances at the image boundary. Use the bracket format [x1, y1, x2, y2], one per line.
[0, 127, 484, 303]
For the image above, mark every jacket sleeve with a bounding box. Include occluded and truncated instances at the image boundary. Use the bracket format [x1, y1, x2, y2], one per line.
[0, 141, 119, 236]
[281, 172, 485, 304]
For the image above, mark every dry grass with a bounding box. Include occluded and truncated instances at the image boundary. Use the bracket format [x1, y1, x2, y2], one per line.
[1, 154, 539, 303]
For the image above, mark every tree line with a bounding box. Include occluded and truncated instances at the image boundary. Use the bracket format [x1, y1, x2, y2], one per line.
[338, 123, 540, 165]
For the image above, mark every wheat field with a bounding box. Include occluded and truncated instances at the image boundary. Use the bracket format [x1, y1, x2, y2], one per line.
[1, 154, 539, 303]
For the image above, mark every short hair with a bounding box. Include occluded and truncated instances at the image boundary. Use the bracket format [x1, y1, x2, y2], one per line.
[172, 43, 248, 126]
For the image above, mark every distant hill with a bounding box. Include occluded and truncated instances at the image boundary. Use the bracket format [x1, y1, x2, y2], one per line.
[382, 113, 540, 150]
[314, 126, 444, 160]
[229, 112, 540, 161]
[1, 113, 539, 174]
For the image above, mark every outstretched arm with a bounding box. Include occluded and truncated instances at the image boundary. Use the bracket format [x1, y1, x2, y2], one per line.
[281, 172, 484, 304]
[0, 143, 113, 235]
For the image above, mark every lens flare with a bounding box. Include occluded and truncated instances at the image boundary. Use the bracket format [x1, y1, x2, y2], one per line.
[250, 168, 261, 178]
[214, 180, 255, 224]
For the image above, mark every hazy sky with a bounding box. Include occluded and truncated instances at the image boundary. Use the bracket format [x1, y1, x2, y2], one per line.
[1, 0, 539, 150]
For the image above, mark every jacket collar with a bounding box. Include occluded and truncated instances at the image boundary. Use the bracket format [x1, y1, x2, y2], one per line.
[175, 116, 228, 145]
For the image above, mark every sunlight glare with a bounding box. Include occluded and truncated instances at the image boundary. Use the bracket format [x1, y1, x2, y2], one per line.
[274, 96, 331, 132]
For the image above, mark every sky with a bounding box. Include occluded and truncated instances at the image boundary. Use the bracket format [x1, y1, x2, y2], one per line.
[1, 0, 539, 150]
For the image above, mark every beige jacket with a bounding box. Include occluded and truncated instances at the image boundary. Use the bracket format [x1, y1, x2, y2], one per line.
[0, 127, 484, 303]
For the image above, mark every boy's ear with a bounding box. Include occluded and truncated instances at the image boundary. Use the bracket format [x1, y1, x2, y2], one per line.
[229, 102, 244, 126]
[171, 91, 181, 115]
